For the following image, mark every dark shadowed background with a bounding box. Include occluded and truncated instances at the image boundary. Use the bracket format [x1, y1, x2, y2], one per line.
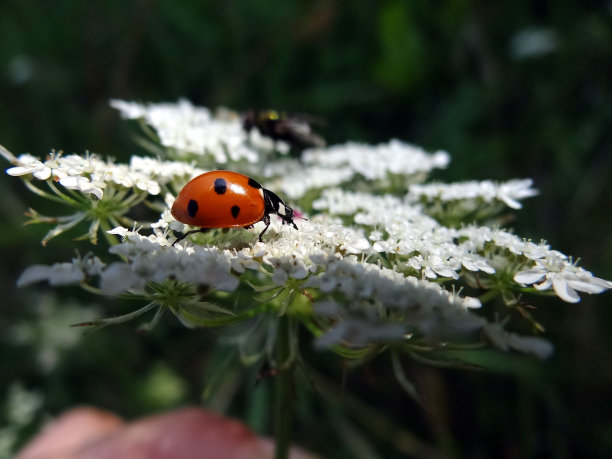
[1, 1, 611, 457]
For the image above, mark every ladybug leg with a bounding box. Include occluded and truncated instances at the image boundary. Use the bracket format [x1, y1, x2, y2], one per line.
[258, 214, 271, 242]
[172, 228, 208, 246]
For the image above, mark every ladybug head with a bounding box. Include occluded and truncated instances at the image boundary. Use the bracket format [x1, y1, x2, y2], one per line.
[263, 188, 298, 229]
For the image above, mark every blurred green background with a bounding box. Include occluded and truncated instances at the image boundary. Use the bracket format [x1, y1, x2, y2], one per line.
[1, 1, 611, 457]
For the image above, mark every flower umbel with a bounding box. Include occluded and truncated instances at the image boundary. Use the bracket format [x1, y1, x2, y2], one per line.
[4, 100, 612, 372]
[1, 146, 205, 245]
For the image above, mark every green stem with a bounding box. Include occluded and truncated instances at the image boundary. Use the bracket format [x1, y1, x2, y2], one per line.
[46, 180, 83, 206]
[274, 315, 294, 459]
[100, 219, 120, 246]
[477, 288, 500, 304]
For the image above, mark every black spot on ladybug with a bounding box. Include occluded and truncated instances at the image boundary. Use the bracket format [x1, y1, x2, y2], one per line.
[231, 205, 240, 219]
[247, 177, 262, 189]
[214, 178, 227, 194]
[187, 199, 199, 218]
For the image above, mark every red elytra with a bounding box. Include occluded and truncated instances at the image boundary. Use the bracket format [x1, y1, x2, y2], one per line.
[171, 170, 297, 244]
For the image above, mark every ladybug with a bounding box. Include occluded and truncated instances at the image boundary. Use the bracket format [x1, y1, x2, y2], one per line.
[171, 170, 297, 245]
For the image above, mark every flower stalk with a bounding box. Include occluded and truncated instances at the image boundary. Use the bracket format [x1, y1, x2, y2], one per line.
[274, 315, 295, 459]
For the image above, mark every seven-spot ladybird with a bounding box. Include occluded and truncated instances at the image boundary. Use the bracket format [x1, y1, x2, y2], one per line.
[171, 170, 297, 245]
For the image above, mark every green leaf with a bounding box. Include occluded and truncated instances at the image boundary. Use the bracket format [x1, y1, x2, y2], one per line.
[174, 301, 237, 327]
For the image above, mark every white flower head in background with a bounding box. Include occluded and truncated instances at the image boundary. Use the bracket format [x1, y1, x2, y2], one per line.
[509, 27, 559, 59]
[110, 99, 261, 163]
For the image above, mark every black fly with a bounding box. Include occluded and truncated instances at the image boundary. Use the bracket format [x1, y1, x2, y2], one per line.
[242, 109, 326, 151]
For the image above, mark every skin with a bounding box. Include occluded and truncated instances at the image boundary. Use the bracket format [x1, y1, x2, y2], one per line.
[16, 406, 318, 459]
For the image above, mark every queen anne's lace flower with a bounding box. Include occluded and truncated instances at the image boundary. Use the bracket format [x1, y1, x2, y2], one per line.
[6, 153, 53, 179]
[2, 148, 206, 199]
[407, 179, 538, 209]
[306, 256, 485, 346]
[313, 316, 407, 349]
[270, 141, 450, 200]
[111, 99, 260, 163]
[5, 99, 612, 361]
[315, 189, 498, 279]
[483, 322, 554, 358]
[302, 140, 450, 180]
[510, 27, 559, 60]
[102, 231, 242, 294]
[18, 263, 87, 287]
[311, 187, 611, 303]
[17, 254, 105, 287]
[515, 258, 612, 303]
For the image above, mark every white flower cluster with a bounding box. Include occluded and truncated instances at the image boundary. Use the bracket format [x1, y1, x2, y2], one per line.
[17, 253, 105, 287]
[509, 27, 559, 60]
[264, 162, 356, 200]
[307, 256, 484, 348]
[303, 140, 450, 179]
[407, 179, 539, 209]
[18, 221, 496, 349]
[110, 99, 263, 163]
[483, 322, 554, 359]
[169, 214, 372, 287]
[313, 188, 612, 303]
[268, 140, 450, 199]
[102, 228, 241, 293]
[16, 216, 371, 294]
[2, 147, 205, 199]
[314, 189, 494, 279]
[514, 256, 612, 304]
